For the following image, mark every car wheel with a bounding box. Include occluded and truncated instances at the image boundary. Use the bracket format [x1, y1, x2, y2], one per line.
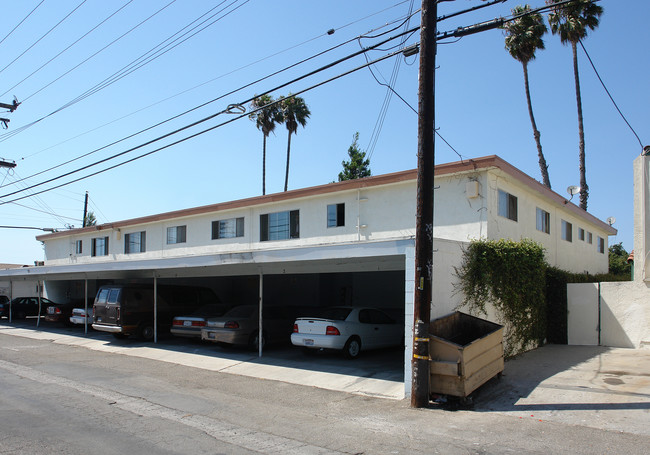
[343, 336, 361, 359]
[248, 331, 266, 351]
[137, 323, 155, 341]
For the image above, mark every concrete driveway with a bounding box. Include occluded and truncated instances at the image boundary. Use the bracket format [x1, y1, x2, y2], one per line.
[470, 344, 650, 436]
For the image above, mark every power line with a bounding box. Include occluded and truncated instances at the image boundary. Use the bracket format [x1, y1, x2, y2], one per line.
[0, 0, 46, 48]
[0, 0, 136, 98]
[0, 39, 418, 206]
[579, 40, 644, 150]
[0, 0, 88, 76]
[2, 13, 414, 190]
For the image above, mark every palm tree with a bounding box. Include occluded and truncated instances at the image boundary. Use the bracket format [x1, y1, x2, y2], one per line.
[503, 4, 551, 189]
[280, 95, 310, 192]
[250, 95, 282, 195]
[547, 0, 603, 210]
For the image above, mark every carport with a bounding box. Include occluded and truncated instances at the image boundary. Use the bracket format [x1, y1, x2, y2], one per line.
[0, 240, 414, 363]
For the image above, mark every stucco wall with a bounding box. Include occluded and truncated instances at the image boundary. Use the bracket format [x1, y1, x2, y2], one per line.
[567, 281, 650, 348]
[0, 280, 39, 298]
[485, 169, 610, 274]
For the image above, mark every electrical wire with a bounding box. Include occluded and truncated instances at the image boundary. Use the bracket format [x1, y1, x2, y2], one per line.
[0, 37, 415, 206]
[0, 0, 46, 48]
[0, 0, 135, 98]
[579, 40, 644, 150]
[15, 2, 417, 163]
[0, 0, 88, 76]
[3, 14, 414, 189]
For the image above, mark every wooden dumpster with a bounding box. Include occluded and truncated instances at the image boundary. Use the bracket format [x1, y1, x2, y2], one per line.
[429, 311, 504, 398]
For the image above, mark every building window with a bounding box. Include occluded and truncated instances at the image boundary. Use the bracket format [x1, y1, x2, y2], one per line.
[124, 231, 146, 254]
[587, 232, 593, 244]
[75, 240, 83, 254]
[578, 228, 585, 241]
[260, 210, 299, 241]
[91, 237, 108, 257]
[498, 190, 517, 222]
[167, 225, 186, 244]
[597, 236, 605, 254]
[327, 203, 345, 228]
[561, 220, 572, 242]
[536, 208, 550, 234]
[212, 217, 244, 240]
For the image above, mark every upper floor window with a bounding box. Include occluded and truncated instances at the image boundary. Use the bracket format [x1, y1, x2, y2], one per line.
[597, 236, 605, 254]
[91, 236, 108, 257]
[498, 190, 517, 222]
[578, 228, 585, 241]
[561, 220, 572, 242]
[327, 203, 345, 228]
[125, 231, 146, 254]
[536, 208, 550, 234]
[75, 240, 83, 254]
[212, 217, 244, 240]
[587, 232, 593, 244]
[260, 210, 299, 241]
[167, 225, 187, 244]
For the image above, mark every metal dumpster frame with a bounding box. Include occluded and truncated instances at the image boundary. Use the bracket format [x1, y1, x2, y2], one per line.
[429, 311, 504, 398]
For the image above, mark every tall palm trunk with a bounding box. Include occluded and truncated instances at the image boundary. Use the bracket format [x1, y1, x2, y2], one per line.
[284, 132, 292, 192]
[522, 61, 551, 189]
[262, 135, 267, 195]
[572, 41, 588, 210]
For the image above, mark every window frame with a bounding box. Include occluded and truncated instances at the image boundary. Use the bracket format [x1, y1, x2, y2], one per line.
[91, 236, 109, 257]
[211, 217, 244, 240]
[561, 220, 573, 242]
[166, 225, 187, 245]
[578, 228, 585, 241]
[75, 240, 83, 255]
[498, 189, 518, 222]
[327, 203, 345, 228]
[124, 231, 146, 254]
[597, 236, 605, 254]
[535, 208, 550, 234]
[260, 210, 299, 241]
[587, 232, 593, 244]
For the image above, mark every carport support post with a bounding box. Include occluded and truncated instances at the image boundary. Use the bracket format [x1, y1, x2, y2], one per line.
[84, 279, 88, 335]
[37, 281, 42, 328]
[411, 0, 436, 408]
[258, 270, 263, 358]
[9, 280, 12, 322]
[153, 274, 158, 344]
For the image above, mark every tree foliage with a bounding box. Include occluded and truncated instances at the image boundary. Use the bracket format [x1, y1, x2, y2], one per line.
[83, 211, 97, 227]
[608, 242, 632, 277]
[250, 94, 283, 195]
[279, 95, 310, 192]
[454, 239, 547, 357]
[338, 132, 371, 182]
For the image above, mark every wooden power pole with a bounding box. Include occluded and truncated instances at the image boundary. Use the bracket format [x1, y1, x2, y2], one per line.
[411, 0, 437, 408]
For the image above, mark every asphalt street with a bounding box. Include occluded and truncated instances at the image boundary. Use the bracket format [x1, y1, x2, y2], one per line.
[0, 321, 648, 454]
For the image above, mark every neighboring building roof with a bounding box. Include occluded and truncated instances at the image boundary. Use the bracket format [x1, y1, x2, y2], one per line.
[36, 155, 617, 241]
[0, 263, 29, 270]
[628, 251, 634, 263]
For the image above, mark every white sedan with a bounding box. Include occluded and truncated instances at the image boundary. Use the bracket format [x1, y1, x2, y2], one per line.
[291, 307, 403, 359]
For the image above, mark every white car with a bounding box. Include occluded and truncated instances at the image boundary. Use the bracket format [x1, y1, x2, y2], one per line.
[291, 307, 403, 359]
[69, 307, 92, 326]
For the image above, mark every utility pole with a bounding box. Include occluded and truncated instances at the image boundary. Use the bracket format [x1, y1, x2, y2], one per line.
[82, 191, 89, 227]
[411, 0, 437, 408]
[0, 97, 20, 129]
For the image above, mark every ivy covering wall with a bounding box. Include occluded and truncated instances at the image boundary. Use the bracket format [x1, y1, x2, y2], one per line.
[454, 239, 547, 357]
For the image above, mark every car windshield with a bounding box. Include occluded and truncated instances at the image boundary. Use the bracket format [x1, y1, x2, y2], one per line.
[318, 307, 352, 321]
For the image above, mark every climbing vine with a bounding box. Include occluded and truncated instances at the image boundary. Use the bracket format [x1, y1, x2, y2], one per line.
[454, 239, 547, 357]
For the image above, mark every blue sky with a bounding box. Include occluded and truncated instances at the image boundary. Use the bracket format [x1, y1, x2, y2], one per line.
[0, 0, 646, 264]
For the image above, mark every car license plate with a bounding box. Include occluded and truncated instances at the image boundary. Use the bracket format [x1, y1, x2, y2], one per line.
[208, 332, 216, 339]
[47, 307, 54, 314]
[304, 339, 314, 346]
[183, 320, 192, 327]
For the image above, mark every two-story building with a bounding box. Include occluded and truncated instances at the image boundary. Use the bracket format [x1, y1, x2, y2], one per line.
[0, 155, 616, 395]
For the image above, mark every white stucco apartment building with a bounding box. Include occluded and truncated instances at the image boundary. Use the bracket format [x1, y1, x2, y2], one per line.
[0, 155, 617, 396]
